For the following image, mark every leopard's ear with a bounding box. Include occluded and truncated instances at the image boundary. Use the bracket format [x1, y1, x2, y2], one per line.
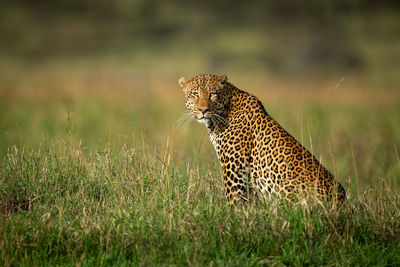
[219, 74, 228, 84]
[178, 77, 188, 89]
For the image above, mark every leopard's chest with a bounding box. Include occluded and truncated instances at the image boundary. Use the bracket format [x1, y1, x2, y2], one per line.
[208, 132, 221, 160]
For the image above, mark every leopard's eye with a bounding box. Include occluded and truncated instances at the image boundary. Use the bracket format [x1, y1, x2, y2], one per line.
[210, 92, 217, 99]
[191, 91, 199, 97]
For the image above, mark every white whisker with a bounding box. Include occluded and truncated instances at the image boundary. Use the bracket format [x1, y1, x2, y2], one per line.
[177, 111, 195, 133]
[177, 111, 194, 125]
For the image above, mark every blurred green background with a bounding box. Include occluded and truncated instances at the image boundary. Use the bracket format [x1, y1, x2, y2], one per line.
[0, 0, 399, 191]
[1, 1, 399, 83]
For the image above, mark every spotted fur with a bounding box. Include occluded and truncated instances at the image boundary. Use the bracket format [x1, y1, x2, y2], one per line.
[179, 74, 346, 204]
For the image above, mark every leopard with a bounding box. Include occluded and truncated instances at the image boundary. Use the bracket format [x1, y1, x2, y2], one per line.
[179, 74, 346, 205]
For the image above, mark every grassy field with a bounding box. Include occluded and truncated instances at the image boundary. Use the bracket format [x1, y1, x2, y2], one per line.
[1, 58, 400, 265]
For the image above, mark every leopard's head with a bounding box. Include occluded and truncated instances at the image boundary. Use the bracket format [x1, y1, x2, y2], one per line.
[179, 74, 231, 126]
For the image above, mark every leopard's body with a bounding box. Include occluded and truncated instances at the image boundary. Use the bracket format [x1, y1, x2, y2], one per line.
[179, 74, 345, 204]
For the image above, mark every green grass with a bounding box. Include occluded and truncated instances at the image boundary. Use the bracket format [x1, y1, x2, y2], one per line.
[0, 60, 400, 265]
[1, 143, 400, 266]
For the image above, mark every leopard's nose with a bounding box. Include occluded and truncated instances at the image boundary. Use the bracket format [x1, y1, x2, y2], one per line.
[198, 107, 209, 114]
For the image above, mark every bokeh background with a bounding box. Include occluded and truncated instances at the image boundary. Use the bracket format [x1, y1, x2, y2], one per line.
[1, 0, 399, 192]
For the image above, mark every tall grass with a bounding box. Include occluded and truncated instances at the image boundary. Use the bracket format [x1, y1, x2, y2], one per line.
[1, 141, 400, 265]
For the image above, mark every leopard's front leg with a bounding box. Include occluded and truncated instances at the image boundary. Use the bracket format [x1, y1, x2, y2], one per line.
[219, 146, 252, 205]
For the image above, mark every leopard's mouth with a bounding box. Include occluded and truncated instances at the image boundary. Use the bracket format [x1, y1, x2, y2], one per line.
[196, 114, 210, 119]
[193, 111, 212, 120]
[193, 113, 211, 125]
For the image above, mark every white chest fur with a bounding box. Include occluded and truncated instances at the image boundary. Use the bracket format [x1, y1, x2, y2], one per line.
[208, 131, 220, 160]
